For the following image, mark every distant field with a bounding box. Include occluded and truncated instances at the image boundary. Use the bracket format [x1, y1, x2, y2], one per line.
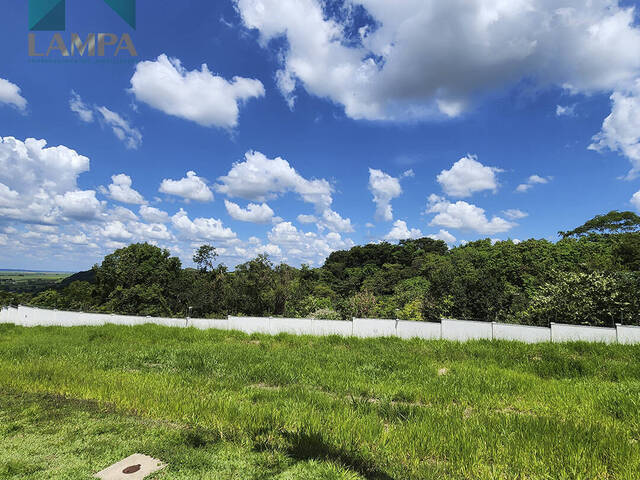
[1, 324, 640, 479]
[0, 271, 71, 294]
[0, 271, 70, 281]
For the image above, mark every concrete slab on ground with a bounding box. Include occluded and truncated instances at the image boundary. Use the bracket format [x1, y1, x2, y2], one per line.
[94, 453, 166, 480]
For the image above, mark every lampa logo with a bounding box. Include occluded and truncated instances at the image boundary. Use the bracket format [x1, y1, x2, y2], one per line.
[28, 0, 138, 58]
[29, 0, 136, 30]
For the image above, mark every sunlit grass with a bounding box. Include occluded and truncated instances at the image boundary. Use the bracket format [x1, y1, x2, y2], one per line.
[1, 323, 639, 479]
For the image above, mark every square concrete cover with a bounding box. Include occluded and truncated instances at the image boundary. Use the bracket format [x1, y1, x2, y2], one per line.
[94, 453, 166, 480]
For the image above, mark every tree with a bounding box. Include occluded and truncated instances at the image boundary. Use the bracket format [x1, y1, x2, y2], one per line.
[347, 290, 377, 318]
[232, 255, 275, 315]
[517, 271, 640, 327]
[560, 211, 640, 238]
[193, 244, 218, 273]
[94, 243, 182, 315]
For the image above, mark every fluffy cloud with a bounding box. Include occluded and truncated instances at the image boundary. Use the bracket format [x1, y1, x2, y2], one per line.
[235, 0, 640, 121]
[632, 191, 640, 211]
[0, 136, 93, 224]
[437, 155, 502, 197]
[0, 77, 27, 111]
[294, 210, 354, 233]
[516, 175, 551, 193]
[55, 190, 103, 220]
[217, 151, 333, 210]
[426, 194, 515, 234]
[159, 171, 214, 202]
[171, 208, 236, 242]
[224, 200, 276, 224]
[96, 107, 142, 150]
[320, 209, 354, 233]
[101, 220, 133, 241]
[129, 54, 265, 129]
[109, 206, 138, 222]
[101, 173, 146, 205]
[385, 220, 422, 241]
[297, 214, 317, 224]
[368, 168, 412, 221]
[267, 221, 354, 265]
[428, 229, 457, 244]
[139, 205, 170, 223]
[589, 84, 640, 179]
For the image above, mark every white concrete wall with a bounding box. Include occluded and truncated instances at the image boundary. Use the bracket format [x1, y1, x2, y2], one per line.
[551, 323, 617, 343]
[312, 319, 352, 336]
[492, 323, 551, 343]
[153, 317, 188, 328]
[228, 316, 270, 334]
[18, 305, 53, 326]
[188, 318, 229, 330]
[616, 324, 640, 345]
[441, 319, 493, 341]
[352, 318, 397, 338]
[103, 314, 144, 326]
[7, 306, 640, 345]
[270, 317, 314, 335]
[5, 307, 18, 325]
[77, 312, 108, 326]
[396, 320, 441, 340]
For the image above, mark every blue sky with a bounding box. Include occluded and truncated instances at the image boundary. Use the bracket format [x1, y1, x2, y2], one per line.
[1, 0, 640, 271]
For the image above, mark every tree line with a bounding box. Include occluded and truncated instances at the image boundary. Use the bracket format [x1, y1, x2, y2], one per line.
[2, 211, 640, 327]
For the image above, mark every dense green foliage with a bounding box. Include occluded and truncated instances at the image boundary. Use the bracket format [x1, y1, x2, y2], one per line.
[3, 211, 640, 326]
[1, 324, 640, 479]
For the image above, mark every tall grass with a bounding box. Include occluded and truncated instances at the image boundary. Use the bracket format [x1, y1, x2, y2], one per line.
[1, 323, 640, 479]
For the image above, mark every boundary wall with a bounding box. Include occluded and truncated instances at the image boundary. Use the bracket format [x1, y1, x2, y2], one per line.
[1, 305, 639, 344]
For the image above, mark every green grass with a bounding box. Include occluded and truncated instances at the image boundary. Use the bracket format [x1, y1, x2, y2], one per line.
[1, 324, 640, 479]
[0, 272, 70, 282]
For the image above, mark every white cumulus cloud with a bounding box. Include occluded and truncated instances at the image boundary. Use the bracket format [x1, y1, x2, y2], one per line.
[589, 83, 640, 179]
[102, 173, 146, 205]
[426, 194, 515, 235]
[171, 208, 236, 242]
[368, 168, 411, 222]
[130, 54, 265, 129]
[160, 171, 214, 202]
[235, 0, 640, 121]
[0, 136, 95, 224]
[224, 200, 276, 224]
[428, 229, 457, 244]
[632, 190, 640, 211]
[55, 190, 103, 221]
[385, 220, 422, 241]
[216, 150, 333, 210]
[0, 77, 27, 111]
[139, 205, 170, 223]
[437, 155, 502, 197]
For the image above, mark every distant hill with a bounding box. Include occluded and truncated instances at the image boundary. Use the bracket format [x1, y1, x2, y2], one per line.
[0, 269, 72, 274]
[58, 270, 96, 288]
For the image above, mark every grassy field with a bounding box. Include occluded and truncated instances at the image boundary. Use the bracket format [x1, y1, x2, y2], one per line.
[0, 271, 71, 294]
[0, 271, 70, 281]
[1, 324, 640, 479]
